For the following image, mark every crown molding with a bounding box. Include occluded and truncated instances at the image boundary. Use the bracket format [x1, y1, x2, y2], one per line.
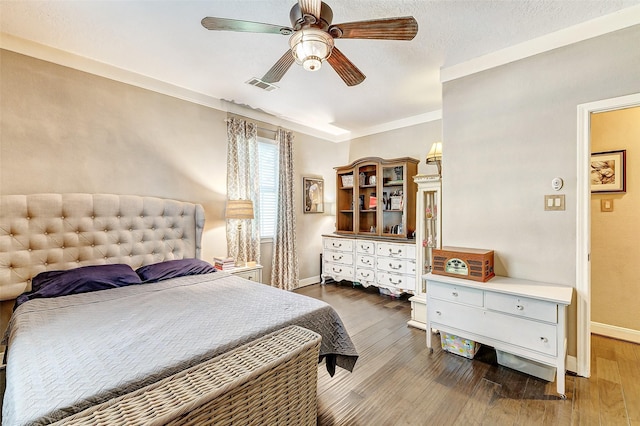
[337, 110, 443, 142]
[441, 5, 640, 83]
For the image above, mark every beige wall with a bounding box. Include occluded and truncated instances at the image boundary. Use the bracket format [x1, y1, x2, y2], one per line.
[590, 106, 640, 332]
[348, 121, 442, 176]
[442, 24, 640, 356]
[294, 132, 349, 283]
[0, 49, 346, 287]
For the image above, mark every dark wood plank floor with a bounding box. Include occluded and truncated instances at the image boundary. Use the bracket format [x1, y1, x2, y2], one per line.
[295, 282, 640, 426]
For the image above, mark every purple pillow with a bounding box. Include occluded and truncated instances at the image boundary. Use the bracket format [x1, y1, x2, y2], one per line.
[136, 258, 216, 283]
[17, 264, 142, 307]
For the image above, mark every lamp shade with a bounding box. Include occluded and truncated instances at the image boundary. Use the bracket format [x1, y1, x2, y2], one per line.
[426, 141, 443, 177]
[426, 142, 442, 163]
[225, 199, 254, 220]
[289, 28, 334, 72]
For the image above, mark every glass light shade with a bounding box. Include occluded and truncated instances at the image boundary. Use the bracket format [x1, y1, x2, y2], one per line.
[289, 28, 334, 72]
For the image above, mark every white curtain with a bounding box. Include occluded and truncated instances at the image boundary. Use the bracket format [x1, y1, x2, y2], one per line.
[271, 128, 298, 290]
[226, 117, 261, 265]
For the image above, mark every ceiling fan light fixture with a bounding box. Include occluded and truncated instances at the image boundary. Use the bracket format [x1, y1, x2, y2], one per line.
[289, 28, 334, 72]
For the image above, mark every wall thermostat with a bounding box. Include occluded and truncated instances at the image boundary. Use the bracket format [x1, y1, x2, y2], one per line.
[551, 177, 564, 191]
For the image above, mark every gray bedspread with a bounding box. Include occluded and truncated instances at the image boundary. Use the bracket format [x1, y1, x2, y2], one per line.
[2, 273, 358, 425]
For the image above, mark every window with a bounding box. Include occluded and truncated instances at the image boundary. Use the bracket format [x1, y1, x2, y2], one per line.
[257, 137, 279, 239]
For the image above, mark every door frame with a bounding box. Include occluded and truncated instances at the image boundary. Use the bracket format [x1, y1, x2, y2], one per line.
[576, 92, 640, 377]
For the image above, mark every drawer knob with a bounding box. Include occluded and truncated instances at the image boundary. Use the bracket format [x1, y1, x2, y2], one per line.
[452, 292, 458, 297]
[362, 272, 370, 277]
[363, 259, 370, 264]
[435, 311, 441, 316]
[540, 337, 548, 343]
[333, 255, 343, 261]
[332, 243, 342, 248]
[389, 263, 402, 270]
[333, 267, 342, 273]
[516, 305, 524, 310]
[388, 278, 402, 285]
[388, 249, 402, 256]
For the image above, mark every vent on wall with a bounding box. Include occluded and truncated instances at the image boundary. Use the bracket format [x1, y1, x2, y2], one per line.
[245, 78, 278, 91]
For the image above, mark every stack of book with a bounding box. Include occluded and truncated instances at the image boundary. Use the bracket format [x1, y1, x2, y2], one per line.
[213, 256, 236, 271]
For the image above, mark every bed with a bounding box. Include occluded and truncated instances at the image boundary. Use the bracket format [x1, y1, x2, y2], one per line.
[0, 194, 358, 425]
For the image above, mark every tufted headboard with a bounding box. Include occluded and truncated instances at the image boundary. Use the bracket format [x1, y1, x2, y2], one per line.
[0, 194, 205, 301]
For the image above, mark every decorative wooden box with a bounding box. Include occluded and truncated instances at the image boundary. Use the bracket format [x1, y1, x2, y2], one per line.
[431, 246, 495, 282]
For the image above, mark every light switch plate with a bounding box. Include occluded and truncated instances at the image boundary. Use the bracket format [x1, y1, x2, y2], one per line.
[601, 199, 614, 212]
[544, 195, 565, 211]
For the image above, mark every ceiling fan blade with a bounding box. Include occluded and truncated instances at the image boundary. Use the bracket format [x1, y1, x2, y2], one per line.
[262, 50, 296, 83]
[330, 16, 418, 40]
[201, 17, 293, 35]
[327, 47, 365, 87]
[298, 0, 322, 19]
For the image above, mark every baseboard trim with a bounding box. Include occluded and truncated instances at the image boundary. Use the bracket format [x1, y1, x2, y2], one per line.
[591, 322, 640, 344]
[298, 276, 320, 288]
[566, 356, 577, 375]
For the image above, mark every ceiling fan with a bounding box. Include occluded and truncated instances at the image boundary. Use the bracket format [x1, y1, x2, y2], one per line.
[201, 0, 418, 87]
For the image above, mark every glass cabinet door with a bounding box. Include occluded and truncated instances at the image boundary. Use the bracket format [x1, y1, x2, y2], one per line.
[336, 171, 354, 233]
[414, 175, 441, 294]
[421, 189, 439, 291]
[356, 163, 378, 235]
[381, 163, 406, 236]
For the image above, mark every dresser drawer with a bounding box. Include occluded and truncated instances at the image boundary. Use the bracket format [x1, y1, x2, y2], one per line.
[429, 299, 558, 356]
[485, 292, 557, 323]
[377, 242, 415, 259]
[355, 268, 376, 287]
[377, 271, 415, 291]
[325, 250, 354, 266]
[377, 257, 411, 274]
[483, 309, 558, 356]
[356, 240, 375, 254]
[428, 281, 484, 307]
[232, 269, 260, 282]
[323, 263, 354, 281]
[356, 254, 375, 268]
[323, 238, 353, 252]
[407, 260, 416, 275]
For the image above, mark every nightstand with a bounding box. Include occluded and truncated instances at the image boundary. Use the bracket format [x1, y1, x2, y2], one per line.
[230, 264, 263, 283]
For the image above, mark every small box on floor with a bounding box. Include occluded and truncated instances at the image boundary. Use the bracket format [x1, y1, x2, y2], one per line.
[496, 350, 556, 381]
[440, 333, 480, 359]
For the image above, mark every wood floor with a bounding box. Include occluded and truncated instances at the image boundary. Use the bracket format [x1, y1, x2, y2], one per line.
[295, 282, 640, 426]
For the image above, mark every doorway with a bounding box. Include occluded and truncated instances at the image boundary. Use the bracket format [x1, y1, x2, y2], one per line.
[576, 92, 640, 378]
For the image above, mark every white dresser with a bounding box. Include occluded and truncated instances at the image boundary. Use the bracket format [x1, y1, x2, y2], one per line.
[425, 273, 573, 398]
[322, 235, 415, 295]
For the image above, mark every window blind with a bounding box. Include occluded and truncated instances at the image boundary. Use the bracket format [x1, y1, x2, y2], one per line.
[258, 138, 279, 239]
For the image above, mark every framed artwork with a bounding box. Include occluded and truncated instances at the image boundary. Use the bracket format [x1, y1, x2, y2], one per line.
[303, 176, 324, 213]
[591, 150, 626, 193]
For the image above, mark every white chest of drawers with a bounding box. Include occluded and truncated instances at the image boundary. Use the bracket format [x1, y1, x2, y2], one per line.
[322, 237, 355, 283]
[426, 273, 573, 398]
[322, 235, 416, 295]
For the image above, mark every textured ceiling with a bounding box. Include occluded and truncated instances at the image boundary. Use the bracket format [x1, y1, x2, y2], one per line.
[1, 1, 639, 140]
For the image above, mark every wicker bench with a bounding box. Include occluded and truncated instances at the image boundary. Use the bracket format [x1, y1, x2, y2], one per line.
[52, 326, 321, 425]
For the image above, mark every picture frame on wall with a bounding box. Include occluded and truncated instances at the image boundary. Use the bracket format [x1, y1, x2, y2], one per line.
[591, 150, 626, 193]
[303, 176, 324, 213]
